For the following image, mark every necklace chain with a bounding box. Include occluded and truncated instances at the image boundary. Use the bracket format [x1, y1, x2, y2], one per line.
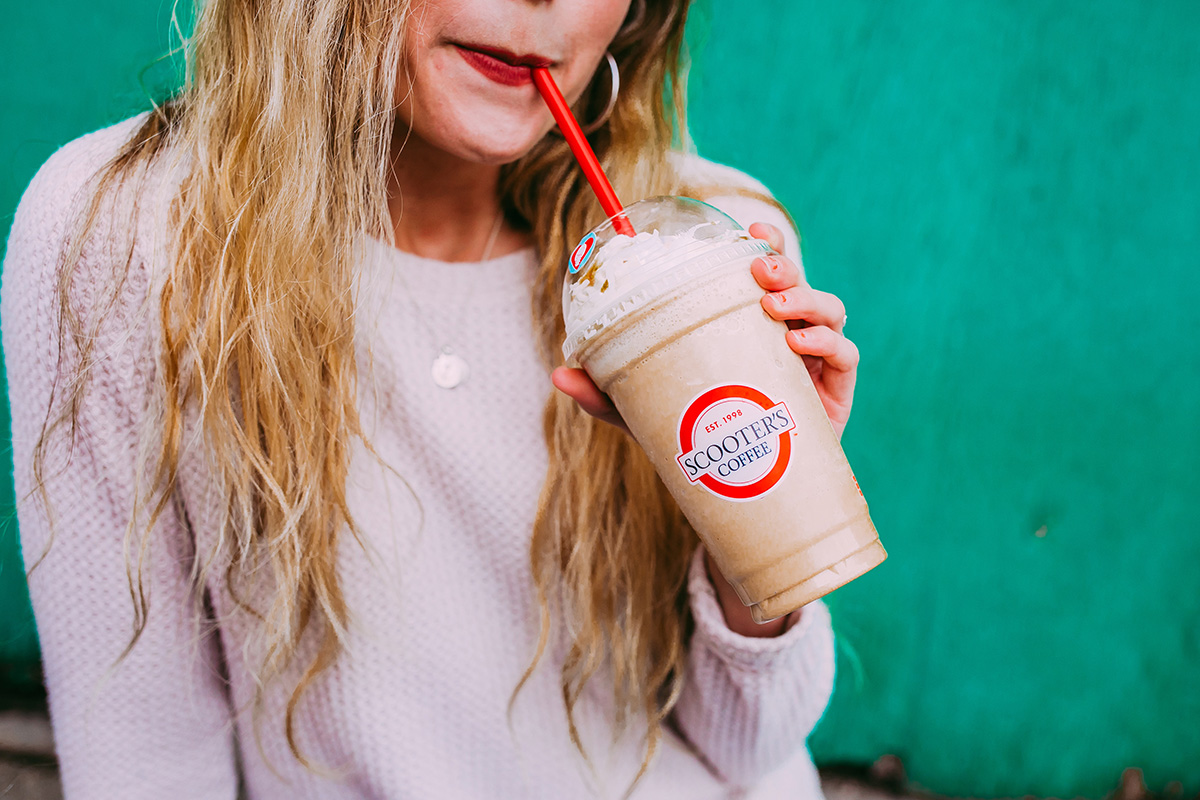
[478, 209, 504, 263]
[403, 209, 506, 390]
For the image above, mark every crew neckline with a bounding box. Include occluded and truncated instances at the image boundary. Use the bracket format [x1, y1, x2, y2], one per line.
[360, 235, 540, 302]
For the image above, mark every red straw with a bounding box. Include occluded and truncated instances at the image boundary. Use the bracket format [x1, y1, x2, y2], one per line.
[531, 66, 635, 237]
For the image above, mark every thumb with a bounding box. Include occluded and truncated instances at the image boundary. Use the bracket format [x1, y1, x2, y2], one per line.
[551, 367, 630, 435]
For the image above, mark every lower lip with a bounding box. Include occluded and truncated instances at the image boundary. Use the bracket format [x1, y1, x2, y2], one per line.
[455, 46, 538, 87]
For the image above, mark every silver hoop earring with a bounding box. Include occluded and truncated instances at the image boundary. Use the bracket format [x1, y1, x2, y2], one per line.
[581, 52, 620, 134]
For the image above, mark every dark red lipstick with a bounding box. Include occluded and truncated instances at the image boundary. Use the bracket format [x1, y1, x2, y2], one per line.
[455, 43, 553, 86]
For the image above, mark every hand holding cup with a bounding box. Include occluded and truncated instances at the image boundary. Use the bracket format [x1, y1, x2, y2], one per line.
[553, 221, 858, 441]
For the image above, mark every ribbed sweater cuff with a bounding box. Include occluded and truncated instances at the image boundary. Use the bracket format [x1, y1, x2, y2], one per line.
[686, 545, 830, 673]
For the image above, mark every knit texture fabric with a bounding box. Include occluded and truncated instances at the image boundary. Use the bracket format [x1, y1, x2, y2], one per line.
[2, 115, 835, 799]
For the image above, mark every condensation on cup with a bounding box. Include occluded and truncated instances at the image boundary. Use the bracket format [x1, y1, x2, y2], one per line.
[563, 196, 886, 623]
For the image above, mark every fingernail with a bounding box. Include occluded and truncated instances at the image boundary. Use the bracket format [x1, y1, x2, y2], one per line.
[776, 292, 787, 305]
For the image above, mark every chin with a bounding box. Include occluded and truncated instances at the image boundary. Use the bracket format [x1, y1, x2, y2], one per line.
[464, 140, 544, 165]
[403, 87, 551, 164]
[440, 118, 551, 164]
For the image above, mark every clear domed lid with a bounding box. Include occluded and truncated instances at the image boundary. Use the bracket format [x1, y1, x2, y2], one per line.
[561, 195, 771, 363]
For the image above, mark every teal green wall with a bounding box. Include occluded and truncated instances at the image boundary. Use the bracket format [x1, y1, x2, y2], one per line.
[686, 1, 1200, 795]
[0, 0, 182, 679]
[2, 0, 1197, 795]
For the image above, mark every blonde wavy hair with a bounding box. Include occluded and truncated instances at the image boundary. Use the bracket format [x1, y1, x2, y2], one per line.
[31, 0, 784, 784]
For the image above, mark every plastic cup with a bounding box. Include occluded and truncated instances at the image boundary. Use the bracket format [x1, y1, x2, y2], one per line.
[563, 196, 886, 622]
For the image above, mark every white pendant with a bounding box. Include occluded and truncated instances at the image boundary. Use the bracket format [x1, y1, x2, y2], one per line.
[432, 349, 469, 389]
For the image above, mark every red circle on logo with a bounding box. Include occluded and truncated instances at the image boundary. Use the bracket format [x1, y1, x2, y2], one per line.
[677, 384, 793, 500]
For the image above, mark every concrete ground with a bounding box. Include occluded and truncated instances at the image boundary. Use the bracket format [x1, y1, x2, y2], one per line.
[0, 709, 59, 799]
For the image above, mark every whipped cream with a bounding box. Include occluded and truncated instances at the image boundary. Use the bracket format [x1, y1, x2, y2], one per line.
[565, 222, 754, 330]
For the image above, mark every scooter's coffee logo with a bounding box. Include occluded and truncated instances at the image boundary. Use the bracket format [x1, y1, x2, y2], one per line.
[569, 232, 597, 274]
[676, 384, 796, 501]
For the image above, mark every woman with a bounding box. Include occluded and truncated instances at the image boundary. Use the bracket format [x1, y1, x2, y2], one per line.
[2, 0, 859, 796]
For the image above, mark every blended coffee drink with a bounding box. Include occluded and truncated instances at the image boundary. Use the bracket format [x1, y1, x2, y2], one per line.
[563, 196, 886, 622]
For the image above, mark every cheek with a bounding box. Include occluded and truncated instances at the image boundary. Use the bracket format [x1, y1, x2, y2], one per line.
[577, 0, 634, 36]
[556, 0, 633, 98]
[393, 18, 428, 115]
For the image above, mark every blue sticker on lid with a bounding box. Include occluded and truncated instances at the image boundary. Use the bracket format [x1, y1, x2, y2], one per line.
[569, 232, 597, 274]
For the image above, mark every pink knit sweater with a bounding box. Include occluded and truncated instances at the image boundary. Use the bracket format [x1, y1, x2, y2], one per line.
[2, 114, 835, 799]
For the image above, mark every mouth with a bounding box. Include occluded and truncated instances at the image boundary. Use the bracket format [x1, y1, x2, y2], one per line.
[453, 43, 555, 87]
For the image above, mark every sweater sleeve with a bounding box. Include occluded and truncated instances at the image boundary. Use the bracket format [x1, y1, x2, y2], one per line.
[672, 546, 835, 785]
[672, 151, 806, 274]
[1, 122, 240, 798]
[704, 191, 804, 277]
